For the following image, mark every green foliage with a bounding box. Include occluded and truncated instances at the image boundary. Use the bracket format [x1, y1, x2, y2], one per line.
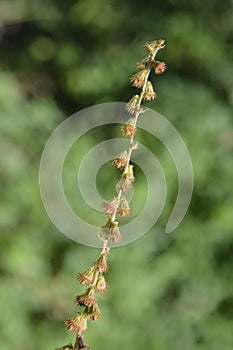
[0, 0, 232, 349]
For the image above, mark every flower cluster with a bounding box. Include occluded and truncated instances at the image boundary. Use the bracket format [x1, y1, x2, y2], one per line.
[63, 251, 109, 346]
[56, 39, 167, 350]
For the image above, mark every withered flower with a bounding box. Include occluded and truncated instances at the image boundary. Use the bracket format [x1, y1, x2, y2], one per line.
[76, 288, 96, 307]
[65, 314, 87, 335]
[117, 195, 131, 217]
[130, 69, 149, 88]
[144, 39, 165, 54]
[103, 197, 119, 216]
[77, 266, 96, 286]
[116, 175, 133, 193]
[98, 218, 122, 243]
[143, 81, 156, 101]
[136, 57, 151, 70]
[94, 252, 109, 273]
[125, 95, 140, 114]
[86, 303, 102, 321]
[95, 274, 108, 294]
[112, 150, 128, 169]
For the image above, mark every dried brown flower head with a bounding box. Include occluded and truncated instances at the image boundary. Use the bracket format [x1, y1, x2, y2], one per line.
[117, 195, 131, 217]
[95, 274, 108, 294]
[121, 123, 137, 138]
[86, 303, 102, 321]
[65, 314, 87, 335]
[143, 81, 156, 101]
[103, 197, 119, 216]
[76, 289, 96, 307]
[94, 252, 109, 273]
[130, 69, 149, 88]
[125, 95, 140, 114]
[77, 267, 96, 286]
[98, 219, 122, 242]
[112, 150, 128, 169]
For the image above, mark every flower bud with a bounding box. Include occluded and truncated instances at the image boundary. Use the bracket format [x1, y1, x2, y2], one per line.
[153, 60, 167, 75]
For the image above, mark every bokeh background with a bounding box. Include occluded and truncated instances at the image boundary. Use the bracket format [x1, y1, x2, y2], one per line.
[0, 1, 233, 349]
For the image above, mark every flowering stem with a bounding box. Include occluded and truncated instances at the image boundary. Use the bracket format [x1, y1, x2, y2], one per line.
[56, 39, 167, 350]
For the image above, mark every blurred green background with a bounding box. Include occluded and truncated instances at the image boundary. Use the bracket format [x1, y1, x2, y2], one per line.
[0, 1, 233, 349]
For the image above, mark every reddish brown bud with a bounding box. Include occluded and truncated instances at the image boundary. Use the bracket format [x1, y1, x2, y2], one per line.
[153, 60, 167, 75]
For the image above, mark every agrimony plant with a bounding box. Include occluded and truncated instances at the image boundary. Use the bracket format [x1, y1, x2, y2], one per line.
[56, 39, 167, 350]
